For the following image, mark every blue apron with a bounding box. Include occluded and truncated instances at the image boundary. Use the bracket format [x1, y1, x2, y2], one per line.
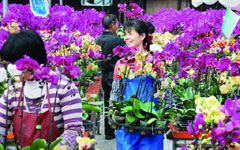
[116, 75, 164, 150]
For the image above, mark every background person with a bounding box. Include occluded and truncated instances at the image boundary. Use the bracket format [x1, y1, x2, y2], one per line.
[96, 14, 125, 140]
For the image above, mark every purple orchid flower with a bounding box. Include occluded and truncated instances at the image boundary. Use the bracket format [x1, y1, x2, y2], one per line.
[88, 49, 95, 58]
[15, 55, 40, 71]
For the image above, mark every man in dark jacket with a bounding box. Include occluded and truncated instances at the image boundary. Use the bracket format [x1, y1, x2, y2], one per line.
[96, 14, 124, 140]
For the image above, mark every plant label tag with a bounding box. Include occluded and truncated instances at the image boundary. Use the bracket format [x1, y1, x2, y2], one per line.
[221, 8, 240, 39]
[30, 0, 49, 17]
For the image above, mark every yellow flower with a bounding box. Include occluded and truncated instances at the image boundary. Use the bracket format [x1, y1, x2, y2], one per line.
[144, 62, 152, 73]
[74, 30, 81, 36]
[187, 68, 195, 76]
[76, 137, 94, 150]
[150, 71, 157, 78]
[70, 43, 80, 51]
[219, 72, 227, 83]
[210, 108, 225, 123]
[134, 68, 143, 77]
[229, 76, 240, 86]
[235, 76, 240, 85]
[206, 96, 217, 105]
[220, 83, 232, 94]
[128, 70, 135, 80]
[87, 63, 94, 71]
[135, 51, 148, 61]
[53, 146, 68, 150]
[195, 97, 205, 106]
[223, 46, 230, 55]
[154, 90, 162, 98]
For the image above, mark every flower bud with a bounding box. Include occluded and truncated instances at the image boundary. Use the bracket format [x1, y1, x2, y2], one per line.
[14, 76, 20, 82]
[190, 145, 195, 150]
[198, 125, 203, 129]
[3, 83, 8, 89]
[202, 139, 208, 144]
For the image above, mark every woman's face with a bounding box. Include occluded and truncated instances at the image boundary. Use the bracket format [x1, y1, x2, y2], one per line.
[124, 28, 145, 48]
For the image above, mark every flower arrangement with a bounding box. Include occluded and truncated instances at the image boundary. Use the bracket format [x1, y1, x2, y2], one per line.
[182, 96, 240, 150]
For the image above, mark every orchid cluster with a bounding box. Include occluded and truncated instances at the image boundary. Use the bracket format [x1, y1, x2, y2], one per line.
[182, 96, 240, 150]
[76, 137, 97, 150]
[117, 3, 152, 21]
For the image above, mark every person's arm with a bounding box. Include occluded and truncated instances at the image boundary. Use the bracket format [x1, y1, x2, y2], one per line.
[57, 82, 83, 148]
[0, 89, 13, 145]
[110, 60, 123, 102]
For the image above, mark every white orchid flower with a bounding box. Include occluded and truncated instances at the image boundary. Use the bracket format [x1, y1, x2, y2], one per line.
[7, 64, 22, 76]
[0, 67, 8, 82]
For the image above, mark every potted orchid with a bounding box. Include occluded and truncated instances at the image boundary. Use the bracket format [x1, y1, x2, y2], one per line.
[109, 45, 171, 135]
[181, 95, 240, 150]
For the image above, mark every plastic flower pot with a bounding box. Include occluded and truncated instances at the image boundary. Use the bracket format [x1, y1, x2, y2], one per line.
[139, 120, 148, 127]
[112, 114, 125, 123]
[124, 126, 135, 133]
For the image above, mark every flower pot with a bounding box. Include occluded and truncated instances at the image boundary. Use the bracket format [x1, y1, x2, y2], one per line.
[139, 130, 151, 135]
[156, 120, 167, 128]
[176, 114, 193, 131]
[124, 126, 135, 133]
[139, 120, 148, 127]
[154, 129, 163, 135]
[112, 114, 125, 123]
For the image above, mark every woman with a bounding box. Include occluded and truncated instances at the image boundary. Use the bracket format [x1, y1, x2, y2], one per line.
[0, 30, 83, 149]
[110, 20, 164, 150]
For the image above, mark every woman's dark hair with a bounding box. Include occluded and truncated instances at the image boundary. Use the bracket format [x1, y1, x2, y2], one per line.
[102, 14, 117, 29]
[145, 21, 155, 34]
[123, 19, 149, 50]
[0, 30, 47, 65]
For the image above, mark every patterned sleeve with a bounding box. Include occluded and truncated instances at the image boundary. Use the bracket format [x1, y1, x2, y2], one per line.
[110, 80, 122, 103]
[58, 82, 84, 148]
[0, 89, 13, 145]
[113, 60, 122, 80]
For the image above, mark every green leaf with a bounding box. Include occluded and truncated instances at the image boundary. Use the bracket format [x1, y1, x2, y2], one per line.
[121, 106, 133, 114]
[87, 94, 98, 102]
[147, 118, 157, 125]
[0, 144, 4, 150]
[21, 146, 31, 150]
[140, 102, 155, 113]
[181, 87, 194, 100]
[31, 138, 47, 150]
[83, 112, 89, 120]
[133, 99, 145, 119]
[126, 113, 135, 124]
[50, 137, 63, 150]
[89, 101, 104, 106]
[83, 104, 102, 112]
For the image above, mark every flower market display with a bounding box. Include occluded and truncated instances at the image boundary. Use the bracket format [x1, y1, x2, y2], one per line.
[0, 1, 240, 150]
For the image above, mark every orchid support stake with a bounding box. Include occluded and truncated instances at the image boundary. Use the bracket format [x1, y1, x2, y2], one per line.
[136, 60, 146, 98]
[121, 53, 134, 97]
[18, 70, 27, 147]
[204, 68, 209, 97]
[47, 72, 63, 150]
[4, 79, 11, 149]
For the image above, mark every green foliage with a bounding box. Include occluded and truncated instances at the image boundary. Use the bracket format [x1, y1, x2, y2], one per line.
[82, 94, 103, 121]
[111, 97, 168, 127]
[21, 138, 62, 150]
[31, 139, 47, 150]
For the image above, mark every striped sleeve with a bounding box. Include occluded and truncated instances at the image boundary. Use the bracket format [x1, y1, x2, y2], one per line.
[0, 89, 14, 140]
[59, 81, 83, 129]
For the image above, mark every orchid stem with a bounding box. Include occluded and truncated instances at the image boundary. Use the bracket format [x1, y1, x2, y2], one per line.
[47, 71, 62, 150]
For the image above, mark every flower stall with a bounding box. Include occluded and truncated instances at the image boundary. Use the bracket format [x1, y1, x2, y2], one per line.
[0, 1, 240, 150]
